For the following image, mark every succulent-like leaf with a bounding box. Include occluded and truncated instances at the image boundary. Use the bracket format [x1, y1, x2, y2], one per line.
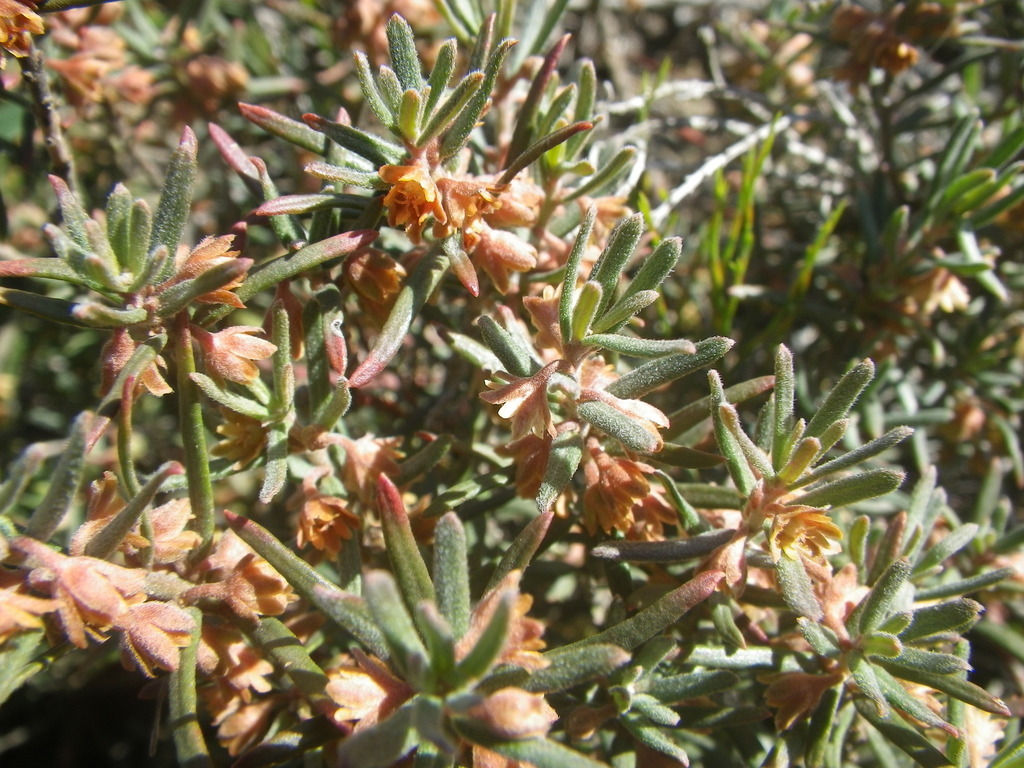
[796, 468, 904, 510]
[536, 427, 583, 514]
[608, 336, 734, 399]
[24, 411, 93, 541]
[487, 511, 553, 592]
[149, 127, 198, 282]
[775, 554, 824, 621]
[378, 474, 436, 608]
[898, 599, 982, 643]
[549, 570, 723, 656]
[578, 399, 662, 453]
[804, 359, 874, 440]
[433, 512, 471, 640]
[847, 558, 912, 636]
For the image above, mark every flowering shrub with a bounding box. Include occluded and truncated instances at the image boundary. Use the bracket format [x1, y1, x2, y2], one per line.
[1, 1, 1023, 767]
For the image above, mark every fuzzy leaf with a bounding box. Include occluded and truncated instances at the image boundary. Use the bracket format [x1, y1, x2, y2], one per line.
[364, 571, 428, 680]
[587, 213, 644, 314]
[804, 360, 875, 439]
[239, 102, 328, 153]
[582, 335, 695, 358]
[578, 399, 662, 453]
[24, 412, 93, 541]
[642, 669, 739, 703]
[537, 427, 583, 514]
[591, 529, 736, 563]
[350, 250, 448, 387]
[876, 657, 1010, 716]
[433, 512, 471, 640]
[795, 468, 904, 509]
[487, 512, 553, 592]
[559, 206, 597, 343]
[378, 474, 436, 608]
[478, 315, 537, 378]
[853, 696, 953, 768]
[549, 571, 723, 657]
[149, 128, 198, 282]
[914, 568, 1014, 601]
[335, 701, 419, 768]
[608, 336, 734, 399]
[224, 511, 387, 657]
[304, 113, 406, 166]
[898, 599, 982, 643]
[775, 554, 824, 621]
[847, 558, 912, 636]
[911, 524, 980, 578]
[798, 617, 840, 657]
[453, 590, 511, 684]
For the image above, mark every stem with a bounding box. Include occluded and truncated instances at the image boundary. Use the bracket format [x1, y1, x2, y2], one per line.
[174, 312, 215, 555]
[18, 42, 78, 196]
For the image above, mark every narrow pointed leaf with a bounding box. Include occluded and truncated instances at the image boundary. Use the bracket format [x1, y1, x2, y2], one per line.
[548, 571, 723, 656]
[224, 511, 387, 656]
[795, 468, 904, 509]
[607, 336, 734, 399]
[578, 399, 662, 453]
[350, 250, 447, 387]
[898, 599, 982, 643]
[853, 696, 953, 768]
[487, 511, 553, 592]
[775, 553, 824, 621]
[804, 360, 875, 439]
[25, 412, 93, 541]
[559, 206, 597, 344]
[149, 127, 198, 281]
[537, 427, 583, 514]
[847, 558, 912, 636]
[378, 474, 436, 608]
[433, 512, 471, 640]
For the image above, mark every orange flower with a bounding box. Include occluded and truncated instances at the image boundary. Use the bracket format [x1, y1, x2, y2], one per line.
[769, 506, 843, 561]
[172, 235, 249, 307]
[457, 571, 547, 673]
[193, 325, 276, 385]
[0, 0, 43, 64]
[763, 671, 844, 730]
[326, 648, 414, 729]
[466, 687, 558, 739]
[379, 162, 446, 243]
[188, 532, 297, 622]
[212, 408, 267, 469]
[582, 439, 655, 536]
[471, 222, 538, 295]
[294, 474, 360, 557]
[434, 175, 502, 243]
[0, 572, 57, 644]
[14, 536, 146, 648]
[343, 248, 406, 323]
[481, 361, 567, 441]
[337, 434, 403, 506]
[115, 600, 195, 677]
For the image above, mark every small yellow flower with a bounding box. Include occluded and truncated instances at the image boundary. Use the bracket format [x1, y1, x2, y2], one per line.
[194, 325, 276, 385]
[769, 506, 843, 561]
[379, 162, 446, 243]
[0, 0, 44, 66]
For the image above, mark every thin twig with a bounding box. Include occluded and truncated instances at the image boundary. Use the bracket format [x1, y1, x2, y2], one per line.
[18, 41, 78, 196]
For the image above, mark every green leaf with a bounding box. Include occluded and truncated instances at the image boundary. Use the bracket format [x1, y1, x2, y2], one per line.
[24, 411, 93, 542]
[590, 290, 659, 334]
[168, 607, 213, 768]
[847, 558, 912, 636]
[354, 51, 395, 128]
[548, 571, 723, 657]
[621, 716, 688, 762]
[364, 570, 429, 680]
[880, 647, 969, 676]
[872, 663, 958, 737]
[335, 701, 419, 768]
[795, 427, 914, 487]
[453, 590, 511, 684]
[519, 643, 631, 693]
[578, 399, 662, 453]
[0, 631, 47, 707]
[590, 528, 736, 563]
[418, 71, 485, 147]
[804, 360, 875, 439]
[875, 657, 1010, 716]
[378, 474, 436, 608]
[914, 568, 1014, 601]
[795, 468, 904, 509]
[911, 524, 979, 578]
[230, 717, 346, 768]
[84, 462, 183, 560]
[487, 512, 553, 592]
[853, 696, 953, 768]
[385, 14, 424, 91]
[775, 554, 824, 621]
[224, 511, 387, 657]
[582, 335, 694, 358]
[440, 38, 516, 161]
[709, 372, 757, 497]
[991, 731, 1024, 768]
[479, 315, 538, 378]
[149, 127, 198, 282]
[898, 599, 982, 643]
[559, 206, 597, 344]
[569, 280, 603, 342]
[248, 617, 334, 713]
[848, 652, 889, 717]
[587, 213, 644, 315]
[349, 249, 448, 387]
[433, 512, 471, 640]
[498, 121, 593, 187]
[642, 669, 739, 703]
[607, 336, 734, 399]
[537, 427, 583, 514]
[305, 113, 406, 166]
[798, 617, 840, 657]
